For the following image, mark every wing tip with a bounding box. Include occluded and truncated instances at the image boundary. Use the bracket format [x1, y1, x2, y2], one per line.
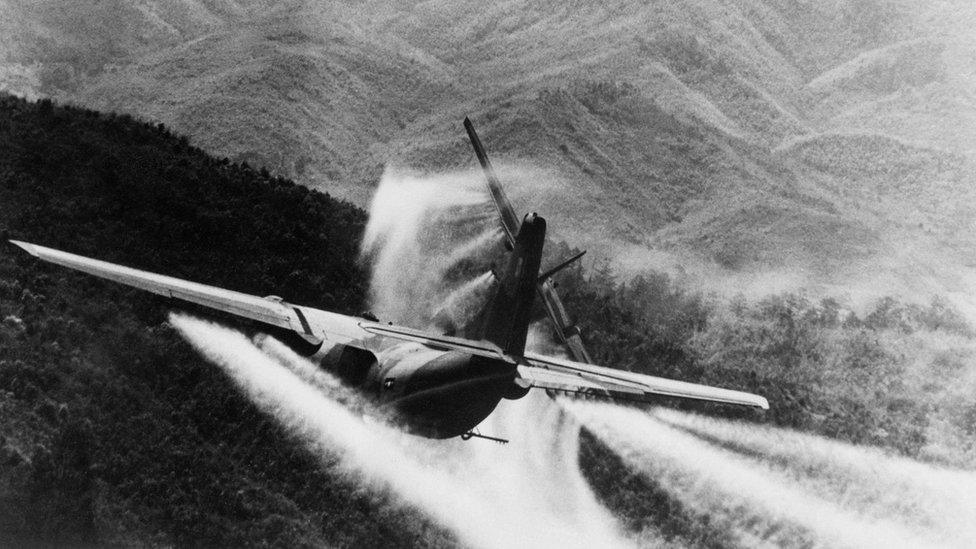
[8, 240, 39, 257]
[755, 396, 770, 410]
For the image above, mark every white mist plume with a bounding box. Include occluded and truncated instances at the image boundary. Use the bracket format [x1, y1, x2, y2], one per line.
[354, 167, 635, 545]
[254, 334, 375, 416]
[360, 168, 500, 326]
[431, 270, 495, 331]
[564, 401, 969, 548]
[172, 313, 633, 549]
[652, 407, 976, 545]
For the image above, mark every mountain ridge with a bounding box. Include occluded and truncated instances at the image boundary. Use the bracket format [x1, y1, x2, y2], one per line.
[2, 0, 974, 304]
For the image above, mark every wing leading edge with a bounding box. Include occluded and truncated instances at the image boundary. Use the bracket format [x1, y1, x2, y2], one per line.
[518, 352, 769, 409]
[9, 240, 369, 349]
[354, 322, 768, 409]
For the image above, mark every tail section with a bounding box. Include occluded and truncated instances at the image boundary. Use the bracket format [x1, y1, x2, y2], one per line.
[464, 117, 593, 364]
[479, 213, 546, 356]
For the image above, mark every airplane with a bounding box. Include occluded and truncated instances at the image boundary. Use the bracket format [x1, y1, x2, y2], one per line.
[9, 119, 768, 442]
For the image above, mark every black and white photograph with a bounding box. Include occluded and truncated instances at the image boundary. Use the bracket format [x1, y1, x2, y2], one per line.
[1, 1, 975, 547]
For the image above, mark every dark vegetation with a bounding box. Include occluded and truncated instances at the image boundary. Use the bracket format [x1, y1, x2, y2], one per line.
[555, 260, 973, 457]
[540, 232, 976, 532]
[0, 94, 454, 547]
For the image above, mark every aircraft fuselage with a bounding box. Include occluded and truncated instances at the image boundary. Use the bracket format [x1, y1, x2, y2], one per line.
[310, 343, 515, 438]
[376, 347, 516, 438]
[306, 214, 548, 438]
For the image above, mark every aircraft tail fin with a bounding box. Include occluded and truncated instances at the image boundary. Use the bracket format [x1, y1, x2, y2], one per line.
[479, 213, 546, 356]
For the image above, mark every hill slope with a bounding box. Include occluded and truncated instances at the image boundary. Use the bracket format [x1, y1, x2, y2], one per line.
[4, 0, 976, 304]
[0, 94, 454, 547]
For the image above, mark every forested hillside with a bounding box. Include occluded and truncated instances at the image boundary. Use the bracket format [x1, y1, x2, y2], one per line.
[3, 0, 971, 310]
[557, 263, 976, 466]
[0, 93, 454, 547]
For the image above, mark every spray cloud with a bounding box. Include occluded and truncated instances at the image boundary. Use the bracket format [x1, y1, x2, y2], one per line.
[171, 313, 634, 549]
[360, 168, 500, 326]
[165, 165, 648, 547]
[652, 407, 976, 544]
[564, 400, 975, 548]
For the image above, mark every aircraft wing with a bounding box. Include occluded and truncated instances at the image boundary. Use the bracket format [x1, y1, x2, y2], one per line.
[362, 320, 766, 408]
[361, 312, 767, 409]
[8, 240, 370, 349]
[518, 352, 770, 409]
[464, 117, 593, 364]
[10, 240, 768, 409]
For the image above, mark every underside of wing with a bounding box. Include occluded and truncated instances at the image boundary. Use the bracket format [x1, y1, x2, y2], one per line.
[519, 352, 769, 409]
[9, 240, 371, 349]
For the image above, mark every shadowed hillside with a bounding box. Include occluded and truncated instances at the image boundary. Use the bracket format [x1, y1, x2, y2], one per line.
[0, 94, 455, 547]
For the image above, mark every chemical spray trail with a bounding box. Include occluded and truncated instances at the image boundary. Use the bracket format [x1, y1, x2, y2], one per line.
[172, 313, 634, 549]
[564, 401, 971, 548]
[431, 270, 495, 333]
[652, 408, 976, 546]
[360, 168, 500, 326]
[354, 169, 642, 546]
[255, 334, 375, 417]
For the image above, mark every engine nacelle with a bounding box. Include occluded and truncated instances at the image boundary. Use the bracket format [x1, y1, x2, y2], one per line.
[503, 383, 530, 400]
[318, 344, 377, 388]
